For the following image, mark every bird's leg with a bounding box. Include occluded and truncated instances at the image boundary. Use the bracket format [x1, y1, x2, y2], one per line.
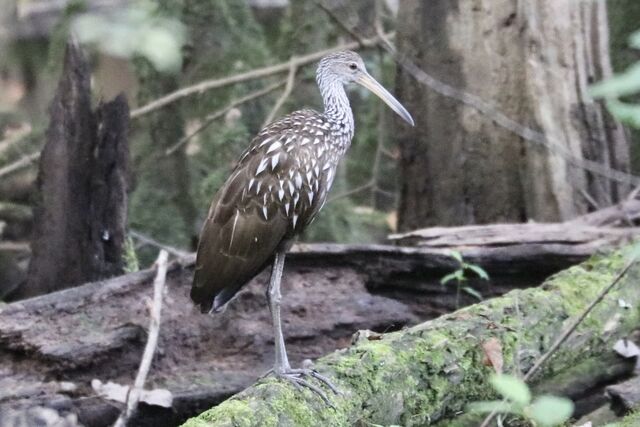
[266, 250, 340, 405]
[268, 250, 290, 373]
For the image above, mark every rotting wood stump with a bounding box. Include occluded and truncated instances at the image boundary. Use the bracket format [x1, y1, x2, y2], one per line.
[181, 247, 640, 427]
[16, 39, 130, 300]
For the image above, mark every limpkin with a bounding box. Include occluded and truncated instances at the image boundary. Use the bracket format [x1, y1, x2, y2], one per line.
[191, 51, 414, 401]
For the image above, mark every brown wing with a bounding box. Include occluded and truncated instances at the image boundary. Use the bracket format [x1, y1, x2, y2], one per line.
[191, 109, 337, 313]
[191, 165, 290, 313]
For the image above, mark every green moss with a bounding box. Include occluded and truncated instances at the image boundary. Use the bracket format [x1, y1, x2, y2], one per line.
[614, 409, 640, 427]
[183, 399, 254, 427]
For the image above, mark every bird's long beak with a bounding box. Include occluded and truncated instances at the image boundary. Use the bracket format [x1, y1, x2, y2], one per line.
[356, 73, 415, 126]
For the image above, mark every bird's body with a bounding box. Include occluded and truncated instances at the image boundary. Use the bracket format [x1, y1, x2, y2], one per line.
[191, 107, 352, 311]
[191, 51, 413, 402]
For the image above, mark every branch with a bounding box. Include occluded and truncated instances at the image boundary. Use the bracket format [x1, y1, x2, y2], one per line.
[0, 124, 32, 158]
[0, 241, 30, 252]
[113, 249, 169, 427]
[129, 230, 190, 259]
[0, 151, 40, 180]
[261, 61, 297, 128]
[311, 0, 367, 47]
[327, 180, 374, 203]
[129, 34, 390, 119]
[165, 80, 287, 156]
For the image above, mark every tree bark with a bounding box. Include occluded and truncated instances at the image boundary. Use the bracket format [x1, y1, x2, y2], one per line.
[396, 0, 629, 230]
[181, 248, 640, 427]
[17, 41, 130, 299]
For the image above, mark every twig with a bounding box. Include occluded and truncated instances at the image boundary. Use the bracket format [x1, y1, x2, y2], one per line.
[130, 34, 390, 119]
[0, 151, 40, 180]
[262, 61, 297, 128]
[479, 255, 638, 427]
[129, 230, 190, 259]
[311, 0, 367, 46]
[0, 241, 30, 252]
[113, 249, 169, 427]
[327, 180, 374, 203]
[369, 49, 388, 206]
[0, 125, 32, 157]
[165, 80, 286, 156]
[580, 189, 601, 210]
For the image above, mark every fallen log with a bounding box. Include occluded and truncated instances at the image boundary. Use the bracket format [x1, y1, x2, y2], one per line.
[388, 199, 640, 253]
[181, 248, 640, 427]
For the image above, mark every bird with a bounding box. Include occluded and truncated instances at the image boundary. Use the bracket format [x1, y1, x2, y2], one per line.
[191, 50, 414, 402]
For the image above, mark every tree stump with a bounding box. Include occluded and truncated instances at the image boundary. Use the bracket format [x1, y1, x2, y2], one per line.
[16, 40, 130, 299]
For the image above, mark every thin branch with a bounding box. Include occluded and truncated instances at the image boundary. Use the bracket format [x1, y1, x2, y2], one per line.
[580, 188, 601, 210]
[130, 34, 390, 119]
[0, 125, 32, 157]
[370, 49, 388, 207]
[165, 80, 286, 156]
[113, 249, 169, 427]
[479, 255, 638, 427]
[311, 0, 367, 46]
[0, 241, 30, 252]
[262, 61, 298, 128]
[0, 151, 40, 180]
[129, 230, 190, 259]
[327, 181, 374, 203]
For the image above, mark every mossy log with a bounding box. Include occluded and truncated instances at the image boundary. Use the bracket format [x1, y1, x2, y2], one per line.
[182, 249, 640, 427]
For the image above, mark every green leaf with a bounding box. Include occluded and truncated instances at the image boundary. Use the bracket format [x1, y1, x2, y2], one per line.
[528, 395, 574, 426]
[466, 264, 489, 280]
[606, 99, 640, 129]
[630, 30, 640, 49]
[590, 63, 640, 98]
[467, 400, 519, 415]
[463, 286, 483, 301]
[490, 375, 531, 406]
[447, 249, 464, 263]
[441, 272, 459, 285]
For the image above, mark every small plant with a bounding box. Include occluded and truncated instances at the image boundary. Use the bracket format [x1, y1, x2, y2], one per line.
[469, 374, 574, 427]
[441, 250, 488, 308]
[590, 30, 640, 128]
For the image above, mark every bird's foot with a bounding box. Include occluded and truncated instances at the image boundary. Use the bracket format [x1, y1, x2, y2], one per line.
[271, 367, 340, 407]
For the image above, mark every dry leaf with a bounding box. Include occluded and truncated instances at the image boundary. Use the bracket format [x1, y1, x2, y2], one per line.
[618, 298, 632, 309]
[92, 379, 173, 408]
[613, 339, 640, 359]
[481, 337, 503, 374]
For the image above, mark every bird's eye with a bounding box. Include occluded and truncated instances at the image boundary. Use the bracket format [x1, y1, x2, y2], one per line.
[348, 63, 358, 70]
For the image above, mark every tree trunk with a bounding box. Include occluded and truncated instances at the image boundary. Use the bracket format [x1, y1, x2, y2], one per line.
[16, 41, 130, 299]
[396, 0, 630, 230]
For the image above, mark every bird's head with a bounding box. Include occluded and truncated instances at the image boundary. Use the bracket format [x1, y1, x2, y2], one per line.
[317, 50, 414, 126]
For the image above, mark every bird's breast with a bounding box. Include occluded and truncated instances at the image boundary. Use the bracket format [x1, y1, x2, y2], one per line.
[239, 135, 341, 234]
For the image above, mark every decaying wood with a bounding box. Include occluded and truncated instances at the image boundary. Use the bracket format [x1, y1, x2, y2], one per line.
[606, 376, 640, 413]
[18, 40, 130, 299]
[181, 248, 640, 427]
[0, 245, 421, 427]
[388, 199, 640, 255]
[0, 243, 636, 426]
